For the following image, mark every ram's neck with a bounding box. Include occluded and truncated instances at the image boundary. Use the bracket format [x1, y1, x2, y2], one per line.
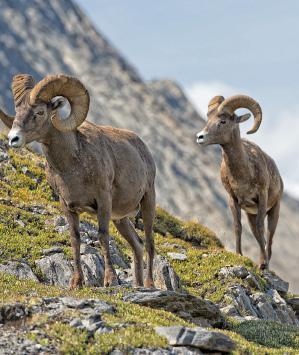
[221, 129, 249, 179]
[40, 126, 80, 173]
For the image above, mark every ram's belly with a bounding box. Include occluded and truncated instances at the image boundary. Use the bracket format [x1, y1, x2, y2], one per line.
[242, 204, 258, 214]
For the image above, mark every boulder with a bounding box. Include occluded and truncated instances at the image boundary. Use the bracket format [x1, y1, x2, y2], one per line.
[35, 253, 73, 287]
[155, 326, 235, 352]
[0, 261, 38, 281]
[123, 289, 223, 327]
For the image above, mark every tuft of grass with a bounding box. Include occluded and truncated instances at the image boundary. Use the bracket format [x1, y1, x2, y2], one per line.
[231, 320, 299, 349]
[154, 207, 222, 249]
[0, 205, 69, 266]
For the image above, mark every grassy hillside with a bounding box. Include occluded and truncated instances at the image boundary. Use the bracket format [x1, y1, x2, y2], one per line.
[0, 137, 298, 354]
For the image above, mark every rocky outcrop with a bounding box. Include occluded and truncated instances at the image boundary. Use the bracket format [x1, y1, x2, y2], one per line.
[218, 265, 298, 326]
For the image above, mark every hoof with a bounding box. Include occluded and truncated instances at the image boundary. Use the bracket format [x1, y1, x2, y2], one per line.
[69, 272, 84, 289]
[144, 278, 155, 289]
[259, 263, 268, 270]
[104, 270, 120, 287]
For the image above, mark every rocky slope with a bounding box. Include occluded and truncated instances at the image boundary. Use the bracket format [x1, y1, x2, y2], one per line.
[0, 0, 298, 292]
[0, 138, 299, 354]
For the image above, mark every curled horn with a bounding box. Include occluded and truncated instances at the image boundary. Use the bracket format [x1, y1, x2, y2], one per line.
[208, 96, 225, 114]
[29, 74, 90, 132]
[217, 95, 262, 134]
[12, 74, 35, 107]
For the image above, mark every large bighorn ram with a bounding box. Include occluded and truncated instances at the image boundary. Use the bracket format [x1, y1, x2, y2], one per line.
[1, 74, 156, 288]
[196, 95, 283, 269]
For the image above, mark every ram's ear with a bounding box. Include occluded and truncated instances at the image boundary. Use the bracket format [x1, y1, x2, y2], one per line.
[0, 109, 14, 129]
[236, 113, 251, 123]
[50, 97, 66, 111]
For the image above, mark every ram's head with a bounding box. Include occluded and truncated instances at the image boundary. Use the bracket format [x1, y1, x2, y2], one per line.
[196, 95, 262, 146]
[1, 74, 90, 148]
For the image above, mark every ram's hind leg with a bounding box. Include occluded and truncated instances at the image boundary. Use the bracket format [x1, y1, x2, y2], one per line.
[114, 217, 144, 287]
[140, 187, 156, 288]
[247, 213, 268, 270]
[267, 201, 280, 262]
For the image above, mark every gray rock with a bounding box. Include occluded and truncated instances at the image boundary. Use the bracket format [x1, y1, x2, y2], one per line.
[229, 285, 258, 317]
[35, 253, 73, 287]
[220, 304, 239, 317]
[263, 271, 289, 293]
[109, 237, 129, 269]
[60, 297, 91, 309]
[287, 297, 299, 311]
[167, 252, 187, 261]
[81, 253, 105, 287]
[245, 274, 261, 290]
[153, 255, 183, 292]
[0, 150, 8, 162]
[42, 246, 64, 255]
[54, 216, 67, 227]
[123, 289, 223, 326]
[0, 261, 38, 281]
[219, 266, 248, 279]
[0, 303, 30, 323]
[155, 326, 235, 352]
[132, 348, 203, 354]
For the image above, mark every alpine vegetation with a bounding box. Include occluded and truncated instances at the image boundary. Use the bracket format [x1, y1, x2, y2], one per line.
[196, 95, 283, 269]
[0, 74, 156, 289]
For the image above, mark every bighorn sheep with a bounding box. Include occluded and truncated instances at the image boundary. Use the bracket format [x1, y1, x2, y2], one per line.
[1, 74, 156, 288]
[196, 95, 283, 269]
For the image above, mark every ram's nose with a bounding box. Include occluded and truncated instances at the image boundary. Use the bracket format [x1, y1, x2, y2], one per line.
[196, 131, 206, 144]
[8, 130, 24, 148]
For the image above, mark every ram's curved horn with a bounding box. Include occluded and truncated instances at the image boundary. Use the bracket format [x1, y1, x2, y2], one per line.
[208, 95, 225, 114]
[217, 95, 262, 134]
[30, 74, 90, 132]
[12, 74, 35, 107]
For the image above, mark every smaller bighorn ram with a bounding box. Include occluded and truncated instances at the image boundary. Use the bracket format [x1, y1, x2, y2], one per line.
[196, 95, 283, 269]
[1, 74, 156, 288]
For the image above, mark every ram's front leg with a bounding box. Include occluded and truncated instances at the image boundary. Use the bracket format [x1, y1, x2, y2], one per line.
[228, 195, 242, 255]
[97, 198, 119, 287]
[64, 208, 84, 289]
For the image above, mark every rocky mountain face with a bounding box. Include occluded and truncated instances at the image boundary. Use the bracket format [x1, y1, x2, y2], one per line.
[0, 0, 298, 292]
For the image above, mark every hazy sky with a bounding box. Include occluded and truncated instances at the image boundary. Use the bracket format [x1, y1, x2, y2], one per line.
[77, 0, 299, 197]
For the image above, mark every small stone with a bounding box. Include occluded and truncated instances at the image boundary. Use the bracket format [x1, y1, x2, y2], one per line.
[54, 216, 67, 227]
[69, 318, 83, 328]
[153, 255, 183, 292]
[167, 252, 187, 261]
[16, 219, 25, 227]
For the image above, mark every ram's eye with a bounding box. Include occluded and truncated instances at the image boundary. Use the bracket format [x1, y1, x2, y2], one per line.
[36, 111, 44, 115]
